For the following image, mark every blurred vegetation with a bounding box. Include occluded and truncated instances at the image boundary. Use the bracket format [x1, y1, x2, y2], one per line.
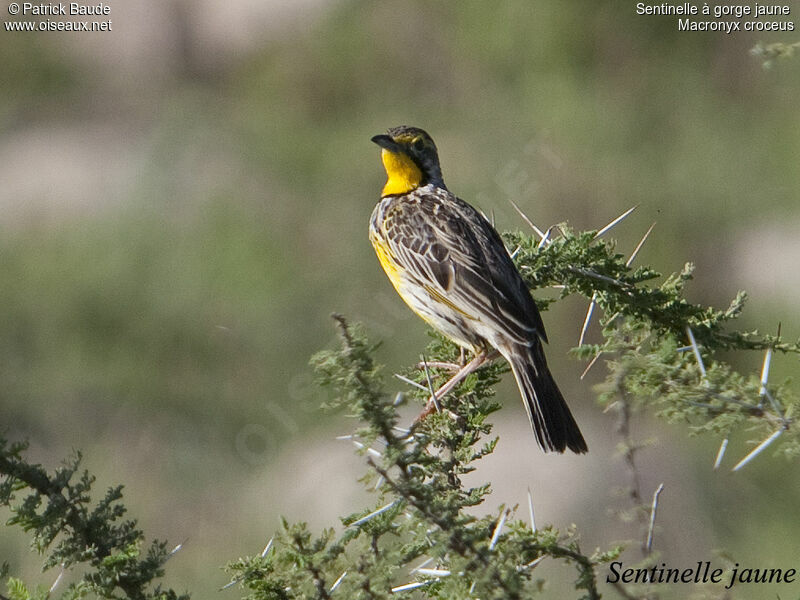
[6, 221, 797, 598]
[1, 438, 188, 600]
[2, 0, 799, 598]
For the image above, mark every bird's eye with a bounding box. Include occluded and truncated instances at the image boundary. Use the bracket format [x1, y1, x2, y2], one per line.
[412, 138, 425, 151]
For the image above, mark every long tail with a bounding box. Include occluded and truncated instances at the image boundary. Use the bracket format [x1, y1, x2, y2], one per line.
[503, 341, 587, 454]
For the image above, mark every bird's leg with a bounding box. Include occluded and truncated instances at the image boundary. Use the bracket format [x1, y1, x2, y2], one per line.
[415, 350, 499, 422]
[415, 360, 461, 372]
[459, 346, 466, 366]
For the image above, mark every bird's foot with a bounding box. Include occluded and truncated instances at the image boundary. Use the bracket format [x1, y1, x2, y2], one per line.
[415, 360, 462, 372]
[413, 350, 499, 423]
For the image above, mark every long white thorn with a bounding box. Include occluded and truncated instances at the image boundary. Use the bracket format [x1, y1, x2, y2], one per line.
[527, 487, 536, 533]
[415, 568, 451, 577]
[761, 324, 784, 414]
[489, 509, 510, 550]
[732, 429, 785, 472]
[394, 373, 429, 392]
[626, 222, 656, 266]
[578, 293, 597, 346]
[686, 327, 707, 378]
[410, 557, 434, 573]
[223, 538, 274, 593]
[351, 440, 382, 458]
[391, 581, 432, 593]
[713, 438, 728, 470]
[165, 539, 187, 563]
[763, 389, 783, 415]
[510, 200, 545, 239]
[329, 571, 348, 593]
[594, 205, 638, 239]
[169, 542, 185, 557]
[50, 565, 65, 593]
[537, 226, 554, 249]
[350, 500, 398, 527]
[759, 346, 773, 398]
[517, 556, 546, 572]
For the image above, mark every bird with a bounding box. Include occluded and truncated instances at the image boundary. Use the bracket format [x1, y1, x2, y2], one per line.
[368, 125, 587, 454]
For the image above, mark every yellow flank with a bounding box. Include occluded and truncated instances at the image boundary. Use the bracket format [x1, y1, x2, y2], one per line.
[380, 148, 423, 196]
[371, 233, 424, 314]
[371, 234, 402, 285]
[371, 230, 476, 327]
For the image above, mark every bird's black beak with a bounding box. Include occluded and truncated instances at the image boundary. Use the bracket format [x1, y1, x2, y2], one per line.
[371, 134, 399, 152]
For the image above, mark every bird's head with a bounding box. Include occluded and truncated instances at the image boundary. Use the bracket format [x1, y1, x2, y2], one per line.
[372, 126, 446, 197]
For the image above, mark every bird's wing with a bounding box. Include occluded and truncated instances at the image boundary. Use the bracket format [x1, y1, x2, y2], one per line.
[382, 188, 547, 345]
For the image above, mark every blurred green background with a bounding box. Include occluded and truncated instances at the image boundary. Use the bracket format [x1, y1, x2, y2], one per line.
[2, 1, 799, 598]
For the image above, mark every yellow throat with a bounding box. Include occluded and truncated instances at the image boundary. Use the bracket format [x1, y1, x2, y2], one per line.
[380, 148, 423, 196]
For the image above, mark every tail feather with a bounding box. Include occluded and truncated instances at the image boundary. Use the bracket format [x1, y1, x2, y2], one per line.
[504, 342, 587, 454]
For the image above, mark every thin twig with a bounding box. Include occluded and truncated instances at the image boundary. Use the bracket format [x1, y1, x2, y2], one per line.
[616, 393, 649, 562]
[415, 361, 461, 372]
[618, 399, 644, 511]
[580, 352, 603, 380]
[645, 483, 665, 555]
